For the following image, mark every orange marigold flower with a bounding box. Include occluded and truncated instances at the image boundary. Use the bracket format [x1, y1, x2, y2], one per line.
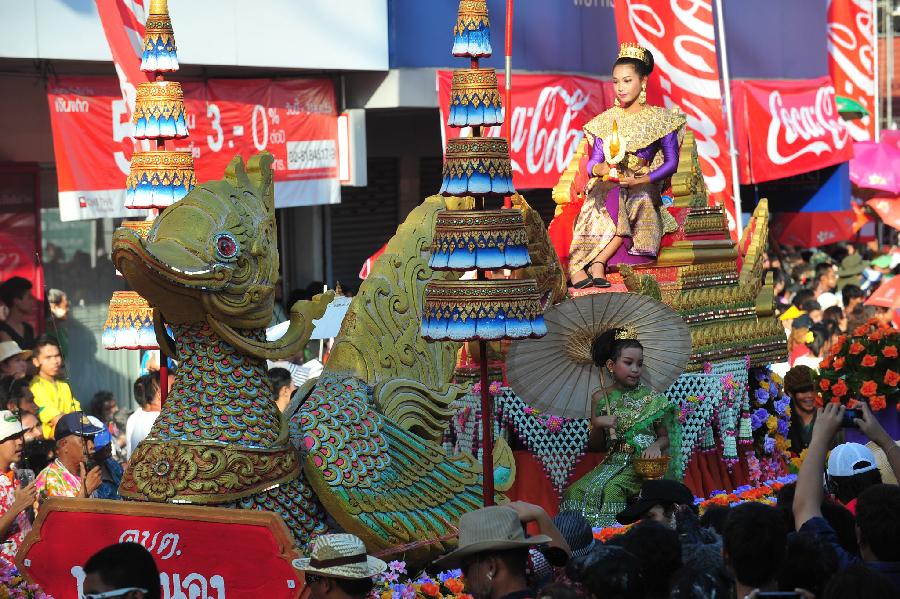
[861, 354, 877, 367]
[815, 394, 824, 408]
[860, 380, 878, 398]
[821, 357, 833, 369]
[831, 380, 848, 398]
[869, 395, 887, 411]
[849, 342, 865, 355]
[847, 399, 859, 409]
[871, 331, 884, 342]
[885, 370, 900, 387]
[853, 324, 869, 336]
[884, 345, 898, 359]
[820, 379, 831, 391]
[421, 582, 440, 597]
[833, 356, 846, 370]
[445, 579, 465, 595]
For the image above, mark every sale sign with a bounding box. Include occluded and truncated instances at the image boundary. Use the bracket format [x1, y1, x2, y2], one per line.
[47, 76, 340, 221]
[613, 0, 737, 234]
[828, 0, 876, 141]
[17, 497, 304, 599]
[732, 78, 853, 184]
[437, 71, 614, 190]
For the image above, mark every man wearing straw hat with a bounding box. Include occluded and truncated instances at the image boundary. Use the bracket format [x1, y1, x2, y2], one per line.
[293, 533, 386, 599]
[433, 503, 571, 599]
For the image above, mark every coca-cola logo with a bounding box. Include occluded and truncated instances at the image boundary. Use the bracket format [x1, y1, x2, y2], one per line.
[765, 86, 850, 165]
[490, 86, 591, 176]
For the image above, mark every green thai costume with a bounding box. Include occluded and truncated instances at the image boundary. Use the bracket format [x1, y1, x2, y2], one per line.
[560, 383, 682, 527]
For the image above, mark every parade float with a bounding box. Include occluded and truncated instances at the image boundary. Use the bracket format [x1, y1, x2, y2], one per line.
[16, 0, 790, 596]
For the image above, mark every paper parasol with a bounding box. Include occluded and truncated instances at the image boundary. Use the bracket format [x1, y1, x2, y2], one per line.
[506, 292, 691, 419]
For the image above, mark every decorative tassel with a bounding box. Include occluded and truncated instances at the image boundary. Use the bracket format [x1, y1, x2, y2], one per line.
[133, 82, 189, 139]
[430, 209, 530, 270]
[421, 280, 547, 341]
[126, 151, 196, 209]
[452, 0, 492, 57]
[440, 137, 515, 196]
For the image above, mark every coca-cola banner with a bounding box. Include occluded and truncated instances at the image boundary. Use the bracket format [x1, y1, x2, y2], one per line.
[47, 76, 340, 221]
[733, 78, 853, 185]
[437, 71, 614, 189]
[613, 0, 737, 233]
[828, 0, 876, 141]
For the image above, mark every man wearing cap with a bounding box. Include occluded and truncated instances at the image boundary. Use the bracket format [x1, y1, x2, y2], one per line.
[784, 365, 843, 454]
[34, 411, 102, 506]
[433, 503, 570, 599]
[615, 479, 693, 529]
[0, 341, 30, 381]
[292, 533, 386, 599]
[794, 401, 900, 591]
[0, 410, 36, 563]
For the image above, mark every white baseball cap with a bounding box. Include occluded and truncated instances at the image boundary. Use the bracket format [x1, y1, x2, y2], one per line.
[0, 410, 26, 443]
[0, 341, 31, 364]
[827, 443, 878, 477]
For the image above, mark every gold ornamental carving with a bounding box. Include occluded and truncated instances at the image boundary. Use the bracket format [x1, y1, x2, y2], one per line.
[119, 439, 301, 504]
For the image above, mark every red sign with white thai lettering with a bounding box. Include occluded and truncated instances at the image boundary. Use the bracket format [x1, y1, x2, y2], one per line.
[732, 78, 853, 185]
[47, 76, 339, 221]
[437, 71, 614, 190]
[613, 0, 737, 234]
[17, 498, 303, 599]
[828, 0, 876, 141]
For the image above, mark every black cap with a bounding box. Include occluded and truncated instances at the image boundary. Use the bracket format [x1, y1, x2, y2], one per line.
[54, 411, 104, 442]
[615, 479, 694, 525]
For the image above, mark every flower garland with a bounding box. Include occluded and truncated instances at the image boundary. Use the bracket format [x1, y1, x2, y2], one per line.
[818, 318, 899, 411]
[745, 367, 792, 484]
[372, 561, 471, 599]
[590, 475, 797, 541]
[0, 560, 52, 599]
[522, 406, 573, 433]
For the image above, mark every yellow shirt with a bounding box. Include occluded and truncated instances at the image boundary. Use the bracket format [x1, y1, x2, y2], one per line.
[30, 376, 81, 439]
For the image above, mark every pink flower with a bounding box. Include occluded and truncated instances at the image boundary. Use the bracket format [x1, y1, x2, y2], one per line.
[489, 381, 503, 395]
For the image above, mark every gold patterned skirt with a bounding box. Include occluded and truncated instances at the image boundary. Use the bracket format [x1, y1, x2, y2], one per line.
[568, 181, 665, 279]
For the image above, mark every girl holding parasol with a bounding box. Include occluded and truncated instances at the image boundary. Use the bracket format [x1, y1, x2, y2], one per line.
[558, 328, 682, 526]
[507, 292, 689, 528]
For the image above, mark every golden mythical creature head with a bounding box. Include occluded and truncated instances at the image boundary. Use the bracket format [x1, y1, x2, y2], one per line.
[113, 153, 278, 331]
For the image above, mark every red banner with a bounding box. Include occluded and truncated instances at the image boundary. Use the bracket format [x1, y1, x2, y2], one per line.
[437, 71, 614, 189]
[18, 498, 303, 599]
[733, 78, 853, 184]
[47, 76, 340, 221]
[828, 0, 876, 141]
[613, 0, 736, 233]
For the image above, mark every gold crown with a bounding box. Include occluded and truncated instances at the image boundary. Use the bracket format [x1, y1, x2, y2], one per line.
[618, 43, 650, 67]
[614, 327, 638, 341]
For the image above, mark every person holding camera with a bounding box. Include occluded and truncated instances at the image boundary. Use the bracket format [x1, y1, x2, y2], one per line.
[0, 410, 36, 564]
[34, 412, 103, 507]
[793, 401, 900, 592]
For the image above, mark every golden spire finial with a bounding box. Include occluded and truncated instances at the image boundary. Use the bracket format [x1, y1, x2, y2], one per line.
[609, 120, 621, 157]
[149, 0, 169, 16]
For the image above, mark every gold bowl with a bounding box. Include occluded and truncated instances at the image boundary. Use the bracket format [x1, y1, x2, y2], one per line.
[633, 456, 670, 480]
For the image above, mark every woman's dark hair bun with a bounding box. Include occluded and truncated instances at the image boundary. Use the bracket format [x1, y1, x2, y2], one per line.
[591, 329, 644, 367]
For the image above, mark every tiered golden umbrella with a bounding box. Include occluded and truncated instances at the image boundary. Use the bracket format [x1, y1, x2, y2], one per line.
[103, 0, 194, 406]
[421, 0, 546, 506]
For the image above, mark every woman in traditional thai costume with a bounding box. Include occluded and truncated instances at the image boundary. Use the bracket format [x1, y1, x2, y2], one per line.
[569, 44, 686, 288]
[559, 330, 682, 527]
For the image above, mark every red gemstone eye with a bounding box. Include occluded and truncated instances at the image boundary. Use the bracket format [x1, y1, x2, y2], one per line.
[215, 233, 238, 260]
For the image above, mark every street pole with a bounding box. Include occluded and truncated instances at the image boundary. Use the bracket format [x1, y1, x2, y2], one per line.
[714, 0, 744, 237]
[875, 0, 881, 141]
[887, 0, 894, 129]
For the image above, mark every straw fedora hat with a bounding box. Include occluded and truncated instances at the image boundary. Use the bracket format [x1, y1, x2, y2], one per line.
[433, 506, 552, 570]
[292, 534, 387, 580]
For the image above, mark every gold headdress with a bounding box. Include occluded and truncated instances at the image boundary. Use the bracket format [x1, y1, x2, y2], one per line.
[618, 43, 650, 67]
